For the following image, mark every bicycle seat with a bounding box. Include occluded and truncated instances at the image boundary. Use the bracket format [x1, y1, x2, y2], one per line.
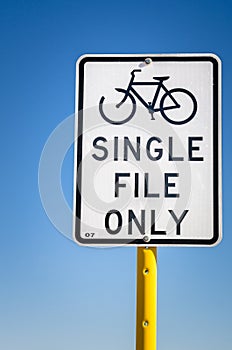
[153, 76, 170, 81]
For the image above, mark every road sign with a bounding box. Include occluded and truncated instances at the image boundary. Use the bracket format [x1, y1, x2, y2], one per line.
[73, 54, 222, 246]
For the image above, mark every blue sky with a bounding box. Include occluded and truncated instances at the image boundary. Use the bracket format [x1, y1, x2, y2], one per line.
[0, 0, 231, 349]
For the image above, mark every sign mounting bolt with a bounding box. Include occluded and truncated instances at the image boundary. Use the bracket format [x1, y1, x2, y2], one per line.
[143, 235, 150, 243]
[145, 57, 152, 64]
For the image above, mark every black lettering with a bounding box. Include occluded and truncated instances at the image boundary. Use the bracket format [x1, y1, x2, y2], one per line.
[128, 210, 145, 235]
[169, 137, 184, 161]
[165, 173, 179, 198]
[105, 210, 122, 235]
[92, 137, 108, 161]
[114, 137, 119, 161]
[146, 137, 163, 161]
[144, 173, 159, 197]
[115, 173, 130, 197]
[188, 137, 204, 161]
[124, 137, 141, 161]
[169, 210, 189, 235]
[134, 173, 139, 198]
[151, 210, 166, 235]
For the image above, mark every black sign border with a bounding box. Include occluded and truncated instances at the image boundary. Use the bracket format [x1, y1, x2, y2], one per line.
[75, 55, 221, 246]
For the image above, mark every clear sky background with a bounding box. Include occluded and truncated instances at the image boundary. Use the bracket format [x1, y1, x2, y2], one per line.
[0, 1, 231, 349]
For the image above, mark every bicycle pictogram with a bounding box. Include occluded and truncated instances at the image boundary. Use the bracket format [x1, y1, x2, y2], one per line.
[99, 69, 197, 125]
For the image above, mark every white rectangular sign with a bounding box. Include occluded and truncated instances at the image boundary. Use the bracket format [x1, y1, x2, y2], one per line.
[73, 54, 222, 246]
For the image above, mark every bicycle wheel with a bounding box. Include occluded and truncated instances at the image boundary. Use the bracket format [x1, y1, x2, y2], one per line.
[160, 88, 197, 125]
[99, 88, 136, 125]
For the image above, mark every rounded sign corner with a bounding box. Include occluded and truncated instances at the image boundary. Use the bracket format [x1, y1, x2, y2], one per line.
[73, 54, 222, 247]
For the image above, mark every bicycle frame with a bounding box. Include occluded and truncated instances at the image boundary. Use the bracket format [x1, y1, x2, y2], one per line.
[100, 69, 197, 126]
[125, 74, 180, 112]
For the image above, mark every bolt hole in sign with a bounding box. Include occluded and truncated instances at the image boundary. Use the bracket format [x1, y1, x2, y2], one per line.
[73, 54, 222, 247]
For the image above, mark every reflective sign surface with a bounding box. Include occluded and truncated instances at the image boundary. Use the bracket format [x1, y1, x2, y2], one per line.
[73, 54, 222, 246]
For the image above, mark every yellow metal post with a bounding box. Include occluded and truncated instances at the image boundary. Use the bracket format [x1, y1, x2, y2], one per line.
[136, 247, 157, 350]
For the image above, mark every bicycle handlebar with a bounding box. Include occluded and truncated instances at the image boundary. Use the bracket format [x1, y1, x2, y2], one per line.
[131, 69, 142, 76]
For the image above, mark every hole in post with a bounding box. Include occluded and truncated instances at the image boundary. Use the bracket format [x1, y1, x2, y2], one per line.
[143, 320, 149, 327]
[144, 268, 149, 275]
